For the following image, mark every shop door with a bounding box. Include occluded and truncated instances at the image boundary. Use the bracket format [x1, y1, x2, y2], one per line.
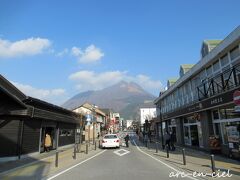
[40, 127, 56, 153]
[169, 126, 177, 143]
[184, 126, 191, 145]
[190, 125, 199, 146]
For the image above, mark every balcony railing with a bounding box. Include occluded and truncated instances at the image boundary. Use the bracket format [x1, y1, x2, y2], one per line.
[197, 63, 240, 101]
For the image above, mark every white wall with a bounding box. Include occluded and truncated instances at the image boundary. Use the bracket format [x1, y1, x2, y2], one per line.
[126, 120, 133, 128]
[140, 108, 156, 125]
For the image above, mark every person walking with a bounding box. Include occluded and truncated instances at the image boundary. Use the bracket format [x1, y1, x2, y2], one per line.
[44, 133, 52, 152]
[124, 133, 130, 148]
[163, 131, 170, 150]
[170, 130, 176, 151]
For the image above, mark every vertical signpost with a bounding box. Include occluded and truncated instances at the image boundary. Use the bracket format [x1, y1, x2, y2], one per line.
[86, 113, 91, 144]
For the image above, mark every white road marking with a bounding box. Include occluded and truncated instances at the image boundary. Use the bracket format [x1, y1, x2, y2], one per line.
[113, 149, 130, 156]
[132, 139, 199, 180]
[47, 150, 106, 180]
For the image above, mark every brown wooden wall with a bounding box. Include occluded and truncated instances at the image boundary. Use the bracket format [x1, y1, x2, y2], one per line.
[0, 120, 20, 157]
[22, 120, 41, 154]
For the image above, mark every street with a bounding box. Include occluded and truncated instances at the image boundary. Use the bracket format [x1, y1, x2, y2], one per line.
[46, 134, 190, 180]
[1, 132, 239, 180]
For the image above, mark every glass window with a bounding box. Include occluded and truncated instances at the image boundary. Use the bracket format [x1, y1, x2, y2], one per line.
[221, 122, 228, 144]
[219, 106, 240, 119]
[214, 123, 220, 136]
[225, 107, 240, 119]
[206, 66, 212, 77]
[199, 70, 206, 81]
[220, 54, 229, 67]
[230, 46, 240, 61]
[213, 60, 220, 72]
[219, 109, 227, 119]
[104, 135, 118, 139]
[212, 110, 219, 120]
[60, 130, 73, 136]
[184, 126, 189, 137]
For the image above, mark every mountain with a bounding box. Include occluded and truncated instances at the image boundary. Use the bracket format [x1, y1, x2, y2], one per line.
[62, 81, 156, 119]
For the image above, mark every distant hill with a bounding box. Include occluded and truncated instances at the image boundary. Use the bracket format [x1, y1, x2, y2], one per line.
[62, 81, 156, 119]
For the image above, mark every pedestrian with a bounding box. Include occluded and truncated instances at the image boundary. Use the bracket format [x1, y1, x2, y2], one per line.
[163, 131, 170, 150]
[170, 130, 176, 151]
[97, 132, 100, 139]
[44, 133, 52, 152]
[124, 133, 130, 147]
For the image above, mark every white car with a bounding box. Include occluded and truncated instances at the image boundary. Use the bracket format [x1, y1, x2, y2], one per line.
[102, 134, 120, 148]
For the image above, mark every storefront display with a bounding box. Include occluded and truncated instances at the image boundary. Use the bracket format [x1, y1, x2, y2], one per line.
[212, 106, 240, 158]
[183, 115, 203, 147]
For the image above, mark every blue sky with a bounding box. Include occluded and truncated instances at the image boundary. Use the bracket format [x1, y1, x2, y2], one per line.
[0, 0, 239, 105]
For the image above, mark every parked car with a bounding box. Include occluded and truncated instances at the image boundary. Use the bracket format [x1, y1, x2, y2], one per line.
[102, 134, 120, 148]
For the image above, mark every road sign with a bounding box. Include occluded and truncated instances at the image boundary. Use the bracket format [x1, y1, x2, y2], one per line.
[233, 90, 240, 105]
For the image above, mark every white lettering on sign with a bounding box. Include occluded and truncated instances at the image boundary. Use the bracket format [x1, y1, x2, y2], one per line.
[211, 97, 223, 105]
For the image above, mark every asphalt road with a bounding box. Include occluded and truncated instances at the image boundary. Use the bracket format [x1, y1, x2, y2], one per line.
[46, 135, 191, 180]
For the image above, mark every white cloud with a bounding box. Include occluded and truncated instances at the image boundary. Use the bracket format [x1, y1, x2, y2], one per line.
[71, 44, 104, 63]
[69, 70, 162, 95]
[12, 81, 67, 105]
[56, 48, 69, 57]
[135, 74, 163, 92]
[0, 37, 51, 58]
[69, 70, 126, 91]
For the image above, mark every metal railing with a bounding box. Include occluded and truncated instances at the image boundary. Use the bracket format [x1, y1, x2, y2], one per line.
[197, 63, 240, 100]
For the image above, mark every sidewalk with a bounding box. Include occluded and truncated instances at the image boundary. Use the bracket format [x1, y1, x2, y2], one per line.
[0, 142, 102, 180]
[136, 138, 240, 179]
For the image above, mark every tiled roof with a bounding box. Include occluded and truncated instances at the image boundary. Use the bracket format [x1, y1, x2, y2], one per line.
[204, 40, 222, 46]
[180, 64, 195, 69]
[167, 78, 178, 83]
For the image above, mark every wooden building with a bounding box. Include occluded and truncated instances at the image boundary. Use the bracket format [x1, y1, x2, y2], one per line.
[0, 75, 82, 161]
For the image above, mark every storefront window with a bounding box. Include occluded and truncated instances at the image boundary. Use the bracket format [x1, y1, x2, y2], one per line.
[219, 109, 227, 119]
[221, 122, 228, 144]
[212, 110, 219, 120]
[225, 107, 240, 119]
[184, 126, 190, 145]
[212, 105, 240, 153]
[60, 130, 73, 136]
[189, 119, 197, 124]
[214, 123, 220, 136]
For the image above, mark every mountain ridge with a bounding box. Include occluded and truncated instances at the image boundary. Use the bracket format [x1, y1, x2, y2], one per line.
[62, 81, 156, 119]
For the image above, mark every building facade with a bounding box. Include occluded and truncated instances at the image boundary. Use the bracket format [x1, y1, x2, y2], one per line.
[155, 26, 240, 159]
[73, 102, 106, 141]
[0, 75, 82, 162]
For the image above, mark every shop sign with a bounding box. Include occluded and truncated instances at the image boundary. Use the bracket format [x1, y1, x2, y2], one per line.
[193, 113, 200, 120]
[210, 97, 223, 105]
[234, 105, 240, 112]
[233, 90, 240, 105]
[226, 126, 239, 143]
